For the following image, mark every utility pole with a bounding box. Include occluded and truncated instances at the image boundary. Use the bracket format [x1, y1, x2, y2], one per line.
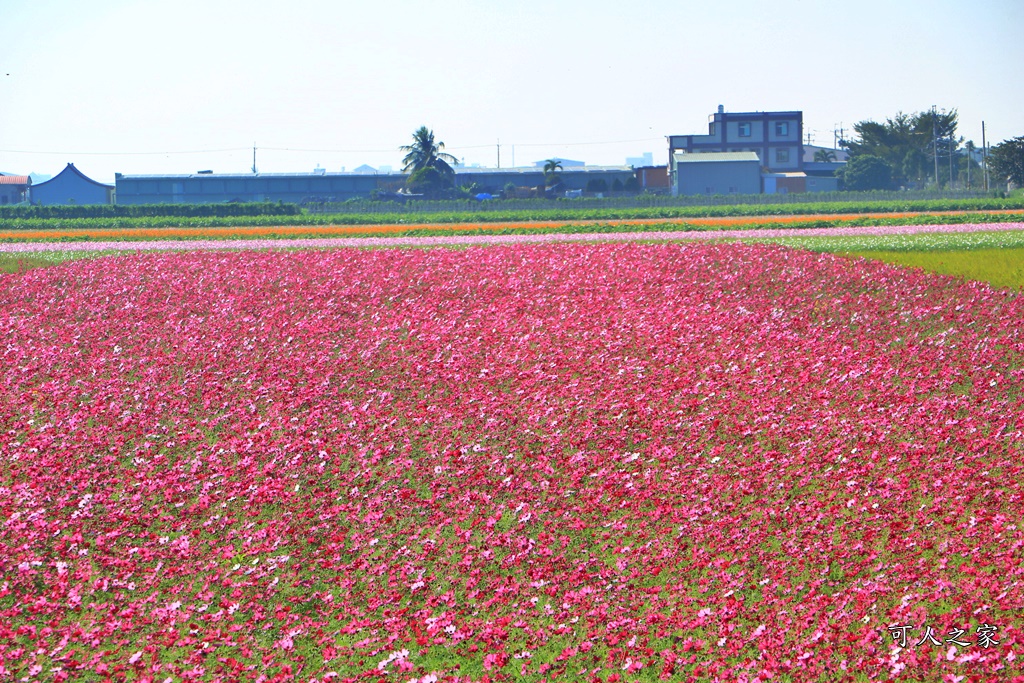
[966, 141, 972, 189]
[932, 106, 939, 189]
[982, 121, 989, 191]
[252, 142, 258, 174]
[497, 139, 501, 169]
[949, 131, 955, 190]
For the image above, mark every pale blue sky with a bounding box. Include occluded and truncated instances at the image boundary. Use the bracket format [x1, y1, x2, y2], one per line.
[2, 0, 1022, 183]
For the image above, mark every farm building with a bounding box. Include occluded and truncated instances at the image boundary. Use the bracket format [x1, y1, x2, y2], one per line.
[115, 172, 392, 205]
[453, 166, 634, 196]
[114, 166, 636, 204]
[0, 174, 31, 204]
[634, 166, 670, 192]
[671, 152, 761, 196]
[30, 163, 114, 205]
[668, 105, 804, 174]
[531, 158, 585, 168]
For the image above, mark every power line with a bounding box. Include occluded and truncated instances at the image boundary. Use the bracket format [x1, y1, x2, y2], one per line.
[1, 135, 668, 159]
[504, 137, 664, 149]
[0, 147, 249, 156]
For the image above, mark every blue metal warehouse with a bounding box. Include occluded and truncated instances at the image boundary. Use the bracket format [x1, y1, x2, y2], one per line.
[114, 166, 637, 205]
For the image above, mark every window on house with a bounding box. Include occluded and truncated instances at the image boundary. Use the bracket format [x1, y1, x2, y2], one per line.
[776, 148, 790, 163]
[775, 121, 789, 136]
[709, 123, 716, 136]
[738, 123, 751, 137]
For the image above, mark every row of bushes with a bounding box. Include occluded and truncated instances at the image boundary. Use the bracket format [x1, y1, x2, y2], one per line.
[2, 197, 1023, 231]
[0, 202, 301, 220]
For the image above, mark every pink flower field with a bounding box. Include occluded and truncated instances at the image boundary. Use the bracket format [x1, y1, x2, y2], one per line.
[1, 242, 1022, 682]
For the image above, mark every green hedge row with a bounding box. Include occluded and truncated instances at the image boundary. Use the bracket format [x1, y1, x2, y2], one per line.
[0, 202, 301, 220]
[2, 197, 1023, 231]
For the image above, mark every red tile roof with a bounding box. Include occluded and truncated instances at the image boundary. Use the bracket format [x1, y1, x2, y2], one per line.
[0, 176, 30, 185]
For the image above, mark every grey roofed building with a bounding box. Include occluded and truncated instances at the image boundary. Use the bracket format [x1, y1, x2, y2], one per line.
[0, 174, 31, 204]
[113, 165, 638, 205]
[31, 163, 114, 205]
[114, 171, 402, 204]
[671, 151, 761, 196]
[532, 157, 584, 168]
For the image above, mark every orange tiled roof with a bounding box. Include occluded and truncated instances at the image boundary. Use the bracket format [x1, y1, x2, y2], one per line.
[0, 176, 30, 185]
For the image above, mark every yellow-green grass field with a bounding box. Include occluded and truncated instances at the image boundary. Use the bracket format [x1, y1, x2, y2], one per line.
[839, 247, 1024, 290]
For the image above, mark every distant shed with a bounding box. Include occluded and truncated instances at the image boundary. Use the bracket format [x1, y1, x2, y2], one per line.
[31, 164, 114, 205]
[0, 174, 31, 204]
[672, 152, 761, 195]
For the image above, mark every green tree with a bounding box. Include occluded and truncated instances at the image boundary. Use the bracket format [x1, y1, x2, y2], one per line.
[842, 109, 958, 187]
[840, 155, 893, 191]
[813, 149, 837, 163]
[988, 136, 1024, 188]
[543, 159, 563, 187]
[405, 167, 449, 198]
[400, 127, 458, 196]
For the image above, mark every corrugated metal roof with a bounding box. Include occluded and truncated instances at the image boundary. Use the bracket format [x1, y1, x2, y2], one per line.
[0, 175, 30, 185]
[32, 164, 113, 189]
[455, 165, 632, 174]
[674, 152, 760, 164]
[116, 166, 635, 181]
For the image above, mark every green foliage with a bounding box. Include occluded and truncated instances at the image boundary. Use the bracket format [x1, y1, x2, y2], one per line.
[756, 227, 1024, 253]
[843, 109, 960, 187]
[839, 247, 1024, 290]
[455, 182, 482, 199]
[0, 251, 128, 273]
[840, 155, 894, 191]
[4, 197, 1024, 231]
[585, 178, 608, 193]
[400, 127, 459, 197]
[405, 167, 452, 198]
[0, 202, 299, 220]
[542, 159, 563, 187]
[989, 136, 1024, 188]
[400, 126, 458, 176]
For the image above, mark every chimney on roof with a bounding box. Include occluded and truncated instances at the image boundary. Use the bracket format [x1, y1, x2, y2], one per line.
[718, 104, 725, 114]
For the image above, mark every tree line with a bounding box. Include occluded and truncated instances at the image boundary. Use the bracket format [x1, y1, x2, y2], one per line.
[397, 118, 1024, 198]
[839, 109, 1023, 191]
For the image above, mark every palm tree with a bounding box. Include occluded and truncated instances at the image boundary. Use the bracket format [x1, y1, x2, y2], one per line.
[400, 127, 458, 176]
[814, 149, 837, 163]
[543, 158, 563, 175]
[543, 158, 563, 186]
